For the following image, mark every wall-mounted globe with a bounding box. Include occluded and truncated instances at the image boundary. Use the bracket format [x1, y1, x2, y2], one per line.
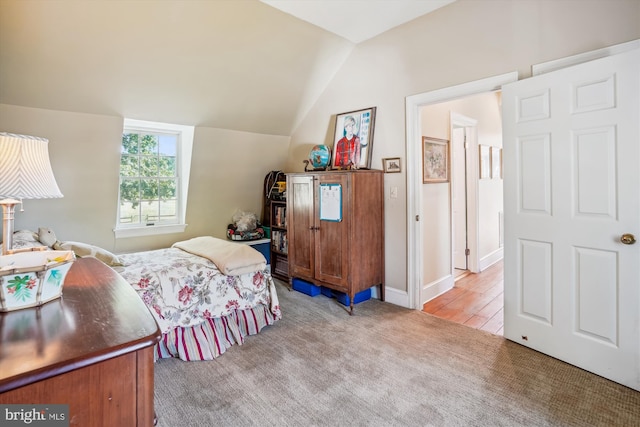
[308, 144, 331, 170]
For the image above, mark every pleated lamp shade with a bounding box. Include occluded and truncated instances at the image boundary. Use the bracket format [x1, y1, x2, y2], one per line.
[0, 132, 63, 200]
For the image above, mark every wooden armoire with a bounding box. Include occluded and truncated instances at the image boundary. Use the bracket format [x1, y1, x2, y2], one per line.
[286, 170, 384, 313]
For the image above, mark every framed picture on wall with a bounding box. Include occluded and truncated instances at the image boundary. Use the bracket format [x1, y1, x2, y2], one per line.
[491, 146, 502, 179]
[479, 145, 491, 179]
[331, 107, 376, 170]
[422, 137, 449, 183]
[382, 157, 401, 173]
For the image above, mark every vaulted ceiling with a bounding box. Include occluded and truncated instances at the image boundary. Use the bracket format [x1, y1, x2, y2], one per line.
[261, 0, 455, 44]
[0, 0, 453, 136]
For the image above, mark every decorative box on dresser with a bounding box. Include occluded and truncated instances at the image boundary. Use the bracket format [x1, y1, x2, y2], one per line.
[0, 257, 161, 427]
[270, 199, 289, 281]
[287, 170, 385, 314]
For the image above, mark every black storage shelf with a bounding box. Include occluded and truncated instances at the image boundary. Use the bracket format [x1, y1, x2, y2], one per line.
[269, 200, 288, 281]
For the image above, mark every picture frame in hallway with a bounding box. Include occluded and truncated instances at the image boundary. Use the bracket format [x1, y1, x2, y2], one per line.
[422, 137, 449, 183]
[491, 146, 502, 179]
[382, 157, 401, 173]
[479, 145, 491, 179]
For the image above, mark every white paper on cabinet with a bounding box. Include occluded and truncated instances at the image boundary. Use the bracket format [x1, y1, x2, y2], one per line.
[319, 183, 342, 222]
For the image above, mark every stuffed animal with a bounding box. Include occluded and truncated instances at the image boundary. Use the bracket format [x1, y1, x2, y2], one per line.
[38, 227, 61, 249]
[232, 211, 258, 232]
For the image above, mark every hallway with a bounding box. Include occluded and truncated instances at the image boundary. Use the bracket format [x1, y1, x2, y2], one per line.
[422, 260, 504, 336]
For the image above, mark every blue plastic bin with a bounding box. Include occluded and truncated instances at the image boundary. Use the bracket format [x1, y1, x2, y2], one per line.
[292, 278, 321, 297]
[332, 288, 372, 306]
[320, 286, 333, 298]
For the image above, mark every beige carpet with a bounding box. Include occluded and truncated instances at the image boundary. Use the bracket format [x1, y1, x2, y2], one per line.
[154, 280, 640, 426]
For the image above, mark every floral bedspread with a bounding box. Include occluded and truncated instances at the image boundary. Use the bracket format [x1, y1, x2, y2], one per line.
[116, 247, 281, 334]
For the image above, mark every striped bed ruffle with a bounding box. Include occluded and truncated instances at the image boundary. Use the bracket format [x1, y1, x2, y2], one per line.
[154, 303, 278, 361]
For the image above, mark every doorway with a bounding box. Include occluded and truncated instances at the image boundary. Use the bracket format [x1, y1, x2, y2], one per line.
[405, 71, 517, 309]
[413, 86, 506, 307]
[419, 98, 502, 331]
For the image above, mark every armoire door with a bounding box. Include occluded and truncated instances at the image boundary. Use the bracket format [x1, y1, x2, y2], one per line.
[314, 173, 350, 289]
[287, 175, 314, 279]
[502, 49, 639, 391]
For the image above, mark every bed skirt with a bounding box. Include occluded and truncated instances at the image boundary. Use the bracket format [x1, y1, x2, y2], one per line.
[154, 303, 279, 361]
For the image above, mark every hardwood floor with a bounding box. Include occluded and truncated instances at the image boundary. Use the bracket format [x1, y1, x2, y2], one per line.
[422, 260, 504, 336]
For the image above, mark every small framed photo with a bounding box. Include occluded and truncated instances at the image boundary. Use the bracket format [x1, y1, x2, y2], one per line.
[383, 157, 401, 173]
[479, 145, 491, 179]
[422, 137, 449, 183]
[491, 146, 502, 179]
[331, 107, 376, 170]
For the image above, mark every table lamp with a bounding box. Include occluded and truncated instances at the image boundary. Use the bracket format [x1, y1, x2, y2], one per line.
[0, 132, 63, 255]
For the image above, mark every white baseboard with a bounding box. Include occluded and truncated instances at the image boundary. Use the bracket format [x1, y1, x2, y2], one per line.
[375, 249, 502, 310]
[479, 247, 504, 272]
[384, 286, 410, 308]
[421, 275, 454, 305]
[385, 274, 457, 309]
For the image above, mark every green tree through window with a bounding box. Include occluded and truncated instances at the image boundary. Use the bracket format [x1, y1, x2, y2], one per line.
[119, 130, 179, 226]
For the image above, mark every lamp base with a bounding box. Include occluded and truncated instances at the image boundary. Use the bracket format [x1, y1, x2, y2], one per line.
[1, 198, 20, 255]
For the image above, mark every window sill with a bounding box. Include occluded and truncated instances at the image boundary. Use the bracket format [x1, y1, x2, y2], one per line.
[114, 224, 188, 239]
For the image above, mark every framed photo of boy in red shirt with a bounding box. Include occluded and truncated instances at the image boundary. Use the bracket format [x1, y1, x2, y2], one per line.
[331, 107, 376, 170]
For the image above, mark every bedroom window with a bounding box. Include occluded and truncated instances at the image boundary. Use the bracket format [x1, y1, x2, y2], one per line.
[115, 119, 194, 238]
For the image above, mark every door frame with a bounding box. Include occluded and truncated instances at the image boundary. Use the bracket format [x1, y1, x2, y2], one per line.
[405, 72, 518, 310]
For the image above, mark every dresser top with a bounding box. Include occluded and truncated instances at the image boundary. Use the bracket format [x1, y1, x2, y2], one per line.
[0, 257, 161, 393]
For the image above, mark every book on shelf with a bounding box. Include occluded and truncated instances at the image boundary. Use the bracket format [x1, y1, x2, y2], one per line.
[273, 206, 286, 227]
[271, 230, 288, 254]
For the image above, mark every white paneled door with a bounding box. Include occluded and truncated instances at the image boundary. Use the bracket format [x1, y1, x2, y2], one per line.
[502, 49, 639, 391]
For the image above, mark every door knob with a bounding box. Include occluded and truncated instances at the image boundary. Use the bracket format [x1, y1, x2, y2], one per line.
[620, 233, 636, 245]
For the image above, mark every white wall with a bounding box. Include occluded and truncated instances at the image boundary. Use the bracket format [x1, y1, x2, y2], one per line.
[0, 104, 290, 253]
[286, 0, 640, 296]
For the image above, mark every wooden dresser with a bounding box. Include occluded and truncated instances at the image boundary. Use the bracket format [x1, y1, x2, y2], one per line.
[0, 257, 161, 426]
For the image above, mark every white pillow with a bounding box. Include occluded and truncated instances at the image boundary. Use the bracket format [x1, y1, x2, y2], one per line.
[59, 241, 123, 267]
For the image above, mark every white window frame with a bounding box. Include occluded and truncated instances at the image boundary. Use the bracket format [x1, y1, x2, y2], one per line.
[114, 118, 194, 239]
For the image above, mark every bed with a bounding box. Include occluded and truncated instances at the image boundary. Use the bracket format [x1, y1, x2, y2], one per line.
[8, 230, 282, 361]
